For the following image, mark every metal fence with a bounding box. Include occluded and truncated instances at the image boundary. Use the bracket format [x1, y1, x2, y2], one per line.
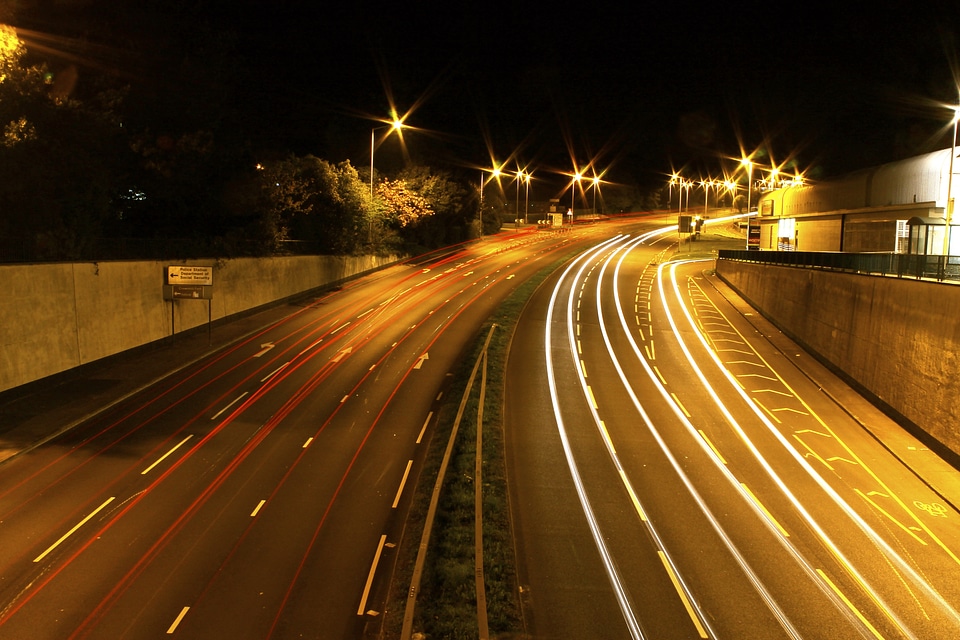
[717, 250, 960, 283]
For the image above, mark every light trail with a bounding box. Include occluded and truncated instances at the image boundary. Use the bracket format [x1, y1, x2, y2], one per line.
[684, 271, 960, 566]
[658, 258, 960, 636]
[544, 233, 646, 640]
[565, 233, 712, 638]
[589, 231, 803, 638]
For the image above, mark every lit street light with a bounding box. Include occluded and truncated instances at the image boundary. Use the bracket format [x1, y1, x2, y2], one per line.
[523, 171, 532, 224]
[741, 157, 754, 249]
[669, 172, 680, 214]
[570, 171, 582, 223]
[479, 165, 502, 239]
[515, 170, 523, 229]
[945, 100, 960, 255]
[699, 178, 717, 217]
[590, 175, 601, 216]
[370, 117, 405, 201]
[680, 178, 693, 213]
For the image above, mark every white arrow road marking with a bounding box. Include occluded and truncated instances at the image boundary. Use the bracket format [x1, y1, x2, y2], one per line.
[253, 342, 275, 357]
[331, 347, 353, 363]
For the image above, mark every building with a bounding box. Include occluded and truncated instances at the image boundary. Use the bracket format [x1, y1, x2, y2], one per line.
[754, 148, 959, 254]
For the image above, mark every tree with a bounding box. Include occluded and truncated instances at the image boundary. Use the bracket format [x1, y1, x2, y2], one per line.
[285, 157, 369, 255]
[387, 166, 472, 250]
[0, 24, 133, 260]
[378, 178, 432, 228]
[248, 157, 314, 253]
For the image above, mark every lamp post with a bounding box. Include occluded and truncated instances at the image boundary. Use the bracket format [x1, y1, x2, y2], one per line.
[523, 171, 532, 224]
[515, 170, 522, 229]
[700, 179, 715, 217]
[669, 173, 679, 215]
[370, 118, 404, 201]
[741, 158, 754, 249]
[680, 178, 692, 214]
[945, 102, 960, 255]
[479, 166, 502, 239]
[591, 175, 600, 215]
[570, 172, 582, 224]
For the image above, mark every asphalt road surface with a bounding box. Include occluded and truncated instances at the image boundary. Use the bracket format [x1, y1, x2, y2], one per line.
[505, 225, 960, 639]
[4, 216, 960, 639]
[0, 222, 638, 639]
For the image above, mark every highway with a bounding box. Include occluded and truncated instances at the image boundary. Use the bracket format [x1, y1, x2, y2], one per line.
[506, 225, 960, 639]
[0, 222, 635, 639]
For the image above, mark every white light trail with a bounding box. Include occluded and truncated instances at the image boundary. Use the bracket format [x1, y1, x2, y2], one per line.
[544, 233, 646, 640]
[658, 258, 960, 636]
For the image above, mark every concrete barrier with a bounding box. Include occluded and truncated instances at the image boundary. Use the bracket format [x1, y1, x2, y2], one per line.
[715, 259, 960, 457]
[0, 254, 400, 393]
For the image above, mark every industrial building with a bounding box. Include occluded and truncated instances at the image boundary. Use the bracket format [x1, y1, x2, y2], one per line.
[753, 148, 960, 255]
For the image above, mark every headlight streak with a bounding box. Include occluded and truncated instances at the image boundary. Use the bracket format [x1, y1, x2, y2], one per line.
[544, 233, 646, 640]
[608, 237, 881, 636]
[592, 231, 801, 639]
[660, 259, 960, 637]
[685, 275, 960, 566]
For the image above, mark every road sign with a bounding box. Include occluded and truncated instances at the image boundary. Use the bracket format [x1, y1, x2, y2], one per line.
[166, 265, 213, 285]
[162, 284, 213, 300]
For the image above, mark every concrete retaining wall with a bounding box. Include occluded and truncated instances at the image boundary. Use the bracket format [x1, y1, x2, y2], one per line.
[0, 254, 399, 393]
[715, 260, 960, 457]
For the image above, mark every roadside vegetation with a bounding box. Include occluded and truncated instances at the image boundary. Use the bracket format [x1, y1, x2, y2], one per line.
[0, 19, 661, 264]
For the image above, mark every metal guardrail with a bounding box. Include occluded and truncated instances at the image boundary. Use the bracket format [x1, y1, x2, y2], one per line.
[717, 250, 960, 283]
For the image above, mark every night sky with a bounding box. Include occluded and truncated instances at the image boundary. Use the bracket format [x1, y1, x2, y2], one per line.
[13, 0, 960, 200]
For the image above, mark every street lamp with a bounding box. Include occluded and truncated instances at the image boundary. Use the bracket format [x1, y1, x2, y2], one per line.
[590, 175, 601, 215]
[523, 171, 532, 224]
[699, 178, 716, 217]
[945, 101, 960, 255]
[515, 170, 523, 229]
[679, 178, 693, 213]
[479, 166, 502, 239]
[724, 179, 738, 209]
[741, 157, 754, 249]
[370, 118, 404, 201]
[669, 172, 679, 214]
[570, 171, 582, 223]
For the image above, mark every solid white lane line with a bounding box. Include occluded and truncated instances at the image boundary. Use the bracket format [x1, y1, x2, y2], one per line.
[34, 497, 116, 563]
[167, 606, 190, 634]
[393, 460, 413, 508]
[417, 412, 432, 444]
[261, 362, 289, 382]
[211, 393, 248, 420]
[298, 337, 324, 357]
[142, 435, 194, 475]
[357, 534, 388, 615]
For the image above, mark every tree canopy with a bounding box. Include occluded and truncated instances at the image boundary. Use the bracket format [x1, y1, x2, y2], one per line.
[0, 20, 505, 261]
